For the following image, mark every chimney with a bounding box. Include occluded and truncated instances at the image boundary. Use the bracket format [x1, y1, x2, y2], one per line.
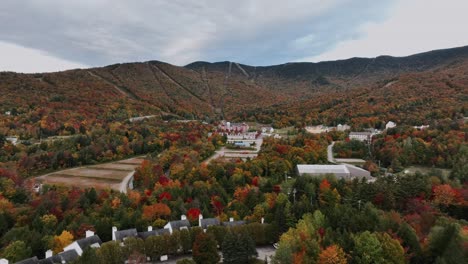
[181, 215, 187, 221]
[112, 226, 117, 241]
[229, 217, 234, 222]
[261, 217, 264, 224]
[45, 249, 53, 258]
[148, 226, 153, 232]
[0, 258, 9, 264]
[85, 230, 94, 238]
[198, 214, 203, 227]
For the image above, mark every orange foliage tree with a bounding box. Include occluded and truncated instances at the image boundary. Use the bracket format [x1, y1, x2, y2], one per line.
[142, 203, 171, 221]
[318, 245, 347, 264]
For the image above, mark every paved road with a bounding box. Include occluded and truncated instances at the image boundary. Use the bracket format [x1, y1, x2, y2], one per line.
[119, 171, 135, 193]
[328, 141, 366, 164]
[160, 245, 276, 263]
[327, 142, 336, 163]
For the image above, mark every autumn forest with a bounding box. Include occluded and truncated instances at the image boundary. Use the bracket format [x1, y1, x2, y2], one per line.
[0, 46, 467, 264]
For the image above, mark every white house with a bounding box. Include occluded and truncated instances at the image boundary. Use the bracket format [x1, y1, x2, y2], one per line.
[63, 230, 102, 256]
[112, 227, 138, 241]
[198, 214, 220, 232]
[137, 226, 170, 240]
[223, 217, 246, 227]
[164, 215, 191, 234]
[385, 121, 396, 129]
[5, 137, 18, 145]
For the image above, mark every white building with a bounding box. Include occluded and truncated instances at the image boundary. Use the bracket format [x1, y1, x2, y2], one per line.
[5, 137, 18, 145]
[261, 126, 274, 134]
[349, 132, 373, 142]
[385, 121, 396, 129]
[413, 125, 429, 130]
[297, 164, 371, 180]
[336, 124, 351, 131]
[164, 215, 191, 234]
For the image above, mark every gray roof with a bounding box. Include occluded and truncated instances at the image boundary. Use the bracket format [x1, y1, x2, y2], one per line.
[297, 164, 350, 175]
[15, 257, 39, 264]
[200, 218, 220, 229]
[39, 250, 79, 264]
[223, 220, 246, 227]
[138, 228, 170, 239]
[76, 235, 102, 249]
[169, 219, 191, 230]
[57, 250, 79, 263]
[114, 228, 138, 241]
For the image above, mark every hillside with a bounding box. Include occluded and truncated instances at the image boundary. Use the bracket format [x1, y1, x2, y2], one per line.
[1, 46, 467, 137]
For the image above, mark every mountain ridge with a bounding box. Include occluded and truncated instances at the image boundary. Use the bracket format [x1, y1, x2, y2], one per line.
[0, 45, 467, 134]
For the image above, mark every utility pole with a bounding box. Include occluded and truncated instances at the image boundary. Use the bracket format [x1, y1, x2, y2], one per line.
[358, 200, 362, 211]
[293, 188, 297, 204]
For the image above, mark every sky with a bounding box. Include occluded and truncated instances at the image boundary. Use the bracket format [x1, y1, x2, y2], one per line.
[0, 0, 467, 73]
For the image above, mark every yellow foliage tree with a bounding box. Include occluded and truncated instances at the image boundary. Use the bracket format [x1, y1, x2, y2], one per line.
[52, 230, 74, 253]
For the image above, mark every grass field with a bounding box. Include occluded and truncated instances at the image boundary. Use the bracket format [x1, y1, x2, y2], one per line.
[36, 157, 145, 191]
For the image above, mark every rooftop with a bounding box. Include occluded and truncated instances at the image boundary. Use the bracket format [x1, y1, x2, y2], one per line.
[114, 228, 138, 241]
[297, 164, 349, 175]
[138, 228, 170, 239]
[223, 220, 246, 227]
[168, 219, 191, 230]
[76, 235, 102, 249]
[200, 218, 220, 229]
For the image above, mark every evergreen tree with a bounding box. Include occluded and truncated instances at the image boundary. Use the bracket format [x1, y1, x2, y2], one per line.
[222, 230, 258, 264]
[192, 232, 220, 264]
[427, 223, 466, 264]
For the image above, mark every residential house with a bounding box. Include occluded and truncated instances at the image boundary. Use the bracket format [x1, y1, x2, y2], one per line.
[198, 214, 220, 231]
[137, 226, 170, 240]
[164, 215, 191, 234]
[112, 227, 138, 241]
[39, 250, 79, 264]
[63, 230, 102, 256]
[13, 257, 39, 264]
[223, 217, 246, 227]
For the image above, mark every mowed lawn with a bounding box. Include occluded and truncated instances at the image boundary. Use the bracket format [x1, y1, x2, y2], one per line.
[36, 157, 145, 191]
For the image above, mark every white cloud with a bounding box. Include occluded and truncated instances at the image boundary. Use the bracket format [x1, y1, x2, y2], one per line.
[0, 0, 392, 71]
[307, 0, 468, 62]
[0, 41, 87, 73]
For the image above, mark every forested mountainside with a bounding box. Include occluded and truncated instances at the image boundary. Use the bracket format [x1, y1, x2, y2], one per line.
[0, 46, 467, 263]
[1, 46, 467, 139]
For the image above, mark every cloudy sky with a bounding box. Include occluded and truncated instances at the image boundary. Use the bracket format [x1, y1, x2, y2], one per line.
[0, 0, 467, 73]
